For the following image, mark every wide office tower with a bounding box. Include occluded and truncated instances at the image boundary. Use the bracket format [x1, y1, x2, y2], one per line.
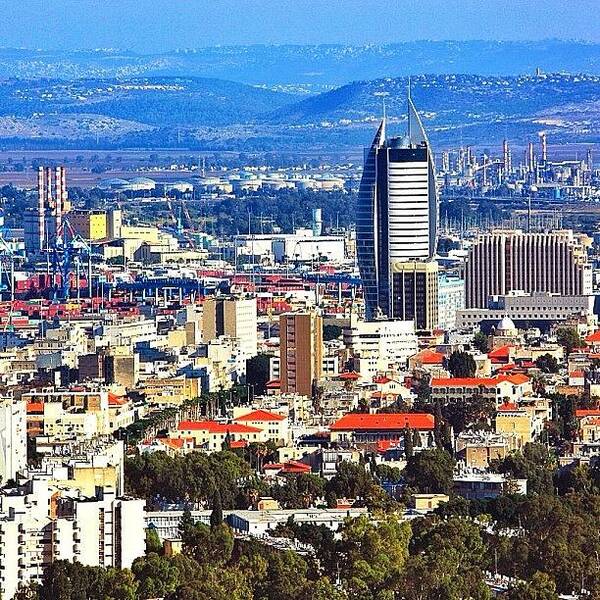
[465, 230, 593, 309]
[202, 296, 258, 359]
[357, 94, 438, 324]
[279, 311, 323, 397]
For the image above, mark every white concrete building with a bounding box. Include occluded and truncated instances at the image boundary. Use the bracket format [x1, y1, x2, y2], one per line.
[202, 296, 258, 360]
[0, 477, 145, 599]
[456, 291, 596, 330]
[437, 274, 465, 331]
[0, 395, 27, 484]
[343, 315, 418, 379]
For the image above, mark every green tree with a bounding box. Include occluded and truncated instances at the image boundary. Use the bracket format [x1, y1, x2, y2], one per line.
[211, 490, 223, 529]
[490, 443, 555, 496]
[404, 426, 414, 458]
[146, 527, 163, 554]
[556, 327, 584, 354]
[339, 515, 411, 599]
[447, 351, 477, 378]
[472, 331, 490, 353]
[323, 324, 342, 341]
[403, 517, 491, 600]
[404, 449, 456, 494]
[132, 553, 187, 599]
[535, 353, 559, 374]
[245, 353, 271, 395]
[502, 572, 559, 600]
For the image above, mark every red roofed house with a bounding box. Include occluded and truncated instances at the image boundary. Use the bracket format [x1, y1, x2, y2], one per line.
[575, 409, 600, 443]
[233, 408, 289, 445]
[330, 413, 435, 447]
[409, 349, 448, 377]
[172, 420, 265, 452]
[431, 374, 532, 407]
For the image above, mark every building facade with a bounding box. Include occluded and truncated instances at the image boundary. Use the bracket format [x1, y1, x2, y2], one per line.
[202, 296, 258, 359]
[357, 96, 438, 320]
[279, 311, 323, 397]
[465, 230, 592, 308]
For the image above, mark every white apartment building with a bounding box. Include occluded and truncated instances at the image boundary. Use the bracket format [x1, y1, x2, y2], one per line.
[0, 477, 145, 599]
[202, 295, 258, 359]
[343, 315, 418, 380]
[0, 395, 27, 484]
[437, 274, 465, 331]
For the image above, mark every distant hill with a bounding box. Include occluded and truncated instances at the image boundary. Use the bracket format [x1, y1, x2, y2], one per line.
[0, 77, 296, 129]
[0, 73, 600, 150]
[270, 73, 600, 148]
[2, 41, 600, 87]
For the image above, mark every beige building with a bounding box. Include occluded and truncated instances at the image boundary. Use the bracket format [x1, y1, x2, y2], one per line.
[279, 311, 323, 397]
[202, 296, 258, 359]
[465, 230, 592, 309]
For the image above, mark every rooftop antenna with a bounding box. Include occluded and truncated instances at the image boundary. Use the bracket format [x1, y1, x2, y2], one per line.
[407, 76, 412, 141]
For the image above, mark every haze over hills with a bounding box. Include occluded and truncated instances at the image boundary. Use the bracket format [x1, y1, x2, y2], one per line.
[0, 72, 599, 151]
[2, 40, 600, 88]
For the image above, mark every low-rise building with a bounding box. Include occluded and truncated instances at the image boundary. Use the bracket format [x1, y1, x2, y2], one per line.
[329, 413, 435, 446]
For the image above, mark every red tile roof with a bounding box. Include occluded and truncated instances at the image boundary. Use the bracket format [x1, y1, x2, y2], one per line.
[586, 330, 600, 343]
[570, 370, 585, 378]
[431, 374, 529, 387]
[177, 420, 263, 434]
[330, 413, 435, 431]
[339, 371, 361, 380]
[576, 409, 600, 418]
[488, 345, 513, 363]
[108, 392, 127, 406]
[26, 402, 44, 414]
[497, 402, 519, 412]
[263, 460, 311, 474]
[413, 349, 445, 365]
[234, 409, 286, 422]
[373, 376, 392, 384]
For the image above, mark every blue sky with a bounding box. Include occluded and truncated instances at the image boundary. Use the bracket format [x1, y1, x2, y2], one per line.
[2, 0, 599, 51]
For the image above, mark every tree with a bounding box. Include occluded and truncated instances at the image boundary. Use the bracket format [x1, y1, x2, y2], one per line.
[447, 351, 477, 378]
[211, 490, 223, 529]
[146, 526, 163, 554]
[535, 353, 559, 374]
[502, 572, 559, 599]
[323, 324, 342, 341]
[339, 515, 411, 599]
[490, 443, 555, 495]
[404, 426, 414, 458]
[556, 327, 584, 354]
[472, 331, 490, 353]
[403, 517, 492, 600]
[132, 553, 182, 600]
[245, 353, 271, 395]
[404, 449, 456, 494]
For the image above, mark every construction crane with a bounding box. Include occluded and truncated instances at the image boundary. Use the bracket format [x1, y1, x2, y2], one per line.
[50, 219, 94, 302]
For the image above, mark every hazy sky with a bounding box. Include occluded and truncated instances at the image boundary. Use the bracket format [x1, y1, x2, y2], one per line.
[2, 0, 599, 52]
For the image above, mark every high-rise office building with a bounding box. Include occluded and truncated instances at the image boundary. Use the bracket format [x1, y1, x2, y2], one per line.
[357, 93, 438, 322]
[279, 311, 323, 397]
[465, 230, 592, 309]
[203, 296, 258, 359]
[24, 166, 70, 256]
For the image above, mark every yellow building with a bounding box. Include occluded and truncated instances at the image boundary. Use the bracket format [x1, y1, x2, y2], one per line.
[495, 404, 535, 450]
[69, 210, 108, 240]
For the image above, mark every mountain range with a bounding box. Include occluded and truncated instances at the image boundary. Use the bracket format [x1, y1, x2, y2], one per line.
[1, 41, 600, 151]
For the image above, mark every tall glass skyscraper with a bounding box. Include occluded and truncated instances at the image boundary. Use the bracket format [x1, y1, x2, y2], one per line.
[357, 95, 438, 326]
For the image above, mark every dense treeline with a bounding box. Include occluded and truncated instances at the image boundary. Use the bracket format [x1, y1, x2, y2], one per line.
[124, 450, 394, 510]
